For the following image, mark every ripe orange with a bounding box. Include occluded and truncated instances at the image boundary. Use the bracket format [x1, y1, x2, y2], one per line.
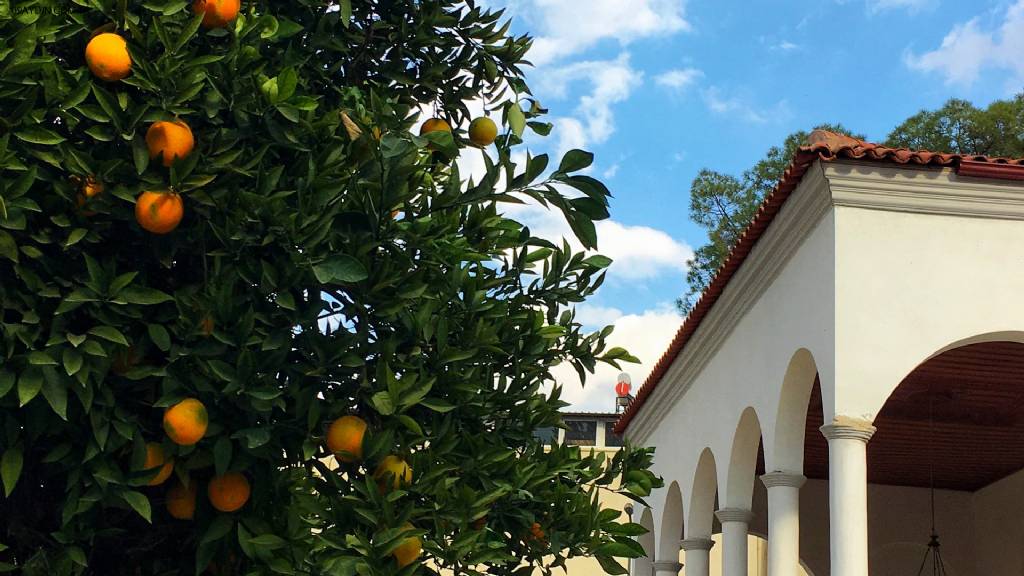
[325, 415, 367, 463]
[146, 120, 194, 168]
[163, 398, 208, 446]
[85, 33, 131, 82]
[200, 316, 214, 336]
[166, 481, 197, 520]
[419, 117, 451, 136]
[528, 521, 546, 542]
[393, 523, 422, 568]
[193, 0, 241, 28]
[75, 175, 104, 216]
[468, 117, 497, 147]
[374, 455, 412, 491]
[143, 442, 174, 486]
[135, 190, 184, 234]
[207, 472, 250, 512]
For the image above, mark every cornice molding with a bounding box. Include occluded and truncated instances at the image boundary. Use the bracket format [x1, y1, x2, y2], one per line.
[826, 161, 1024, 220]
[760, 470, 807, 489]
[821, 416, 876, 442]
[680, 537, 715, 552]
[652, 560, 683, 572]
[715, 507, 753, 524]
[627, 162, 832, 442]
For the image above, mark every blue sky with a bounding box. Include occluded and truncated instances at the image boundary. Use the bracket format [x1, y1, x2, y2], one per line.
[473, 0, 1024, 410]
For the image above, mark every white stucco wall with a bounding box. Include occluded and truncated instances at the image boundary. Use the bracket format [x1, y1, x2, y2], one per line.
[630, 160, 1024, 569]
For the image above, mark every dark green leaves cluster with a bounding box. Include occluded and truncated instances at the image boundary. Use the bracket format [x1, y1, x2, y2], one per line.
[1, 0, 659, 574]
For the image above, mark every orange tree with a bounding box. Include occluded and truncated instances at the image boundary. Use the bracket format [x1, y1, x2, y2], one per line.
[0, 0, 661, 574]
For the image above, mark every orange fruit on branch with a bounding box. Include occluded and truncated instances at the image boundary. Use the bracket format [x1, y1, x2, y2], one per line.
[143, 442, 174, 486]
[419, 117, 451, 136]
[468, 116, 497, 147]
[374, 455, 412, 491]
[85, 32, 131, 81]
[207, 472, 250, 512]
[146, 120, 194, 167]
[163, 398, 208, 446]
[166, 480, 197, 520]
[193, 0, 241, 28]
[325, 415, 367, 463]
[135, 190, 184, 234]
[392, 523, 422, 568]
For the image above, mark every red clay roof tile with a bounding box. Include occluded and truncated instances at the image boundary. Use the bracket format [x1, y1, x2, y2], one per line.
[613, 130, 1024, 435]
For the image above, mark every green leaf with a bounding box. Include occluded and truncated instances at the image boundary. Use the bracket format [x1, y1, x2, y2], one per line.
[66, 228, 88, 248]
[247, 534, 287, 549]
[232, 428, 271, 449]
[120, 286, 174, 305]
[121, 490, 152, 523]
[0, 371, 14, 399]
[419, 397, 456, 413]
[558, 149, 594, 173]
[15, 125, 65, 145]
[41, 371, 68, 420]
[339, 0, 352, 25]
[28, 351, 57, 365]
[148, 324, 171, 351]
[313, 255, 368, 284]
[88, 326, 129, 345]
[18, 368, 43, 406]
[370, 391, 395, 416]
[0, 231, 17, 263]
[1, 446, 23, 497]
[201, 515, 234, 545]
[507, 102, 526, 138]
[132, 135, 150, 174]
[67, 546, 87, 567]
[213, 437, 232, 477]
[63, 348, 84, 376]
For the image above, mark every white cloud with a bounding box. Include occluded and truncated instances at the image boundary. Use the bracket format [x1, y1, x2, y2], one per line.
[905, 1, 1024, 86]
[506, 202, 692, 281]
[773, 40, 800, 51]
[552, 303, 681, 412]
[602, 162, 620, 179]
[522, 0, 691, 66]
[866, 0, 928, 13]
[655, 67, 703, 91]
[702, 86, 792, 124]
[539, 53, 644, 155]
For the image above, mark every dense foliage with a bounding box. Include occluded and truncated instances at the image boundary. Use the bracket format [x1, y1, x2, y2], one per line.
[0, 0, 661, 574]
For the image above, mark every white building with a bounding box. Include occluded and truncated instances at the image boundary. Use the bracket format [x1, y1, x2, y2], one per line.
[615, 131, 1024, 576]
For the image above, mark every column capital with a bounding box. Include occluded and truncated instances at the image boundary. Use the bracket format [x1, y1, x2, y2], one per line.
[761, 470, 807, 489]
[680, 537, 715, 551]
[715, 507, 752, 524]
[652, 560, 683, 572]
[820, 415, 876, 442]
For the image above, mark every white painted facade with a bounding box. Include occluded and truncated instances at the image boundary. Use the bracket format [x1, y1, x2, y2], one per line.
[624, 159, 1024, 575]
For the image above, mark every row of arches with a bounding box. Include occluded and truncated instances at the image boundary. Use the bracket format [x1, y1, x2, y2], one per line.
[633, 332, 1024, 575]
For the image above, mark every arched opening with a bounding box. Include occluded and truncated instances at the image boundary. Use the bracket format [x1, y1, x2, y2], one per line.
[634, 507, 655, 576]
[658, 481, 685, 563]
[687, 448, 719, 540]
[773, 348, 818, 474]
[865, 338, 1024, 575]
[724, 407, 763, 510]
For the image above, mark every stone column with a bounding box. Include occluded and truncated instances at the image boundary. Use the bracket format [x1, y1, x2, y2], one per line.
[715, 508, 752, 576]
[761, 471, 807, 576]
[680, 538, 714, 576]
[651, 560, 682, 576]
[821, 418, 876, 576]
